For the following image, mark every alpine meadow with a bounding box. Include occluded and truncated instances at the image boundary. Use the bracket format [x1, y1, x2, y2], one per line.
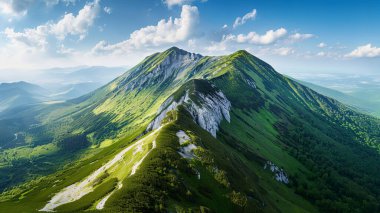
[0, 1, 380, 213]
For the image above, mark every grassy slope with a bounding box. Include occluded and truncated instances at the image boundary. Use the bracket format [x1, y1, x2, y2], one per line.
[1, 48, 380, 212]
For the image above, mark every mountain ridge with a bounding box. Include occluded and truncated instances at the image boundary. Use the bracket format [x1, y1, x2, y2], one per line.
[0, 47, 380, 212]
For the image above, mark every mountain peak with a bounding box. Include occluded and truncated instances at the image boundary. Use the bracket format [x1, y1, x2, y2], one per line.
[232, 49, 251, 56]
[162, 46, 202, 58]
[165, 46, 182, 52]
[229, 49, 258, 61]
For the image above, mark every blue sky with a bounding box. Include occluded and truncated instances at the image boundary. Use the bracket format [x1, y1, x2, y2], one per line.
[0, 0, 379, 78]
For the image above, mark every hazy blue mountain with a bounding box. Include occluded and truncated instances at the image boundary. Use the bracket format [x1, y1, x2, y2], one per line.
[296, 79, 373, 113]
[0, 81, 49, 112]
[293, 73, 380, 116]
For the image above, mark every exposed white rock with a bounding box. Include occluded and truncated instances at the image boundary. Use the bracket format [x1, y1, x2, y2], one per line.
[125, 50, 202, 91]
[40, 128, 162, 212]
[195, 170, 201, 180]
[176, 130, 191, 145]
[185, 91, 231, 137]
[179, 144, 197, 159]
[133, 143, 143, 155]
[176, 130, 197, 159]
[264, 161, 289, 184]
[130, 140, 157, 175]
[96, 141, 157, 210]
[147, 92, 190, 131]
[96, 182, 123, 210]
[246, 78, 257, 89]
[147, 87, 231, 138]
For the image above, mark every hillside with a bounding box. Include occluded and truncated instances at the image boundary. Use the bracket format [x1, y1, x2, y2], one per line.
[296, 79, 374, 115]
[0, 47, 380, 212]
[0, 81, 49, 112]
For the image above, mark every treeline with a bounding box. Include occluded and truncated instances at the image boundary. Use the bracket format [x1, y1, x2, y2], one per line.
[277, 112, 380, 212]
[55, 134, 89, 152]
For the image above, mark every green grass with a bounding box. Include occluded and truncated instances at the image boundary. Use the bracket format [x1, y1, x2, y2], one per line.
[1, 47, 380, 213]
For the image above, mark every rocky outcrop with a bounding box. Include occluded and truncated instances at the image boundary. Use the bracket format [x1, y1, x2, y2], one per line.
[176, 130, 197, 159]
[184, 90, 231, 137]
[147, 83, 231, 138]
[264, 161, 289, 184]
[146, 92, 190, 131]
[124, 49, 203, 91]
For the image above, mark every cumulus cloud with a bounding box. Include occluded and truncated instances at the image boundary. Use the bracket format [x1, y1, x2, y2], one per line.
[3, 0, 100, 49]
[273, 47, 294, 56]
[288, 33, 314, 42]
[0, 0, 77, 17]
[45, 0, 77, 6]
[223, 28, 287, 45]
[92, 5, 199, 54]
[346, 44, 380, 58]
[318, 42, 326, 48]
[205, 41, 227, 52]
[51, 0, 100, 40]
[3, 25, 49, 50]
[163, 0, 207, 8]
[317, 51, 326, 56]
[0, 0, 34, 17]
[164, 0, 188, 8]
[103, 6, 111, 14]
[233, 9, 256, 28]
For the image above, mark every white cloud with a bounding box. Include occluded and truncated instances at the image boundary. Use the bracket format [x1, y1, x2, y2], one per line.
[163, 0, 207, 8]
[233, 9, 256, 28]
[187, 39, 196, 48]
[0, 0, 77, 17]
[205, 41, 227, 52]
[3, 26, 49, 50]
[164, 0, 189, 8]
[317, 51, 326, 56]
[51, 0, 100, 40]
[318, 42, 326, 48]
[103, 6, 111, 14]
[45, 0, 77, 6]
[254, 47, 295, 57]
[3, 0, 100, 49]
[346, 44, 380, 58]
[224, 28, 287, 45]
[0, 0, 34, 17]
[92, 5, 199, 54]
[288, 33, 314, 42]
[222, 24, 228, 29]
[57, 44, 75, 55]
[273, 47, 294, 56]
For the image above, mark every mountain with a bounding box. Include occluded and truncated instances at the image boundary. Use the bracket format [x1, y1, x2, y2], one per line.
[0, 66, 125, 107]
[35, 66, 125, 101]
[292, 73, 380, 117]
[42, 66, 126, 85]
[47, 82, 103, 100]
[295, 79, 375, 115]
[0, 81, 49, 112]
[1, 47, 380, 212]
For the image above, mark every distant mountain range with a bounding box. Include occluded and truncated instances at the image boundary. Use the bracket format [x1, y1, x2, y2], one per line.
[0, 66, 125, 113]
[0, 47, 379, 212]
[293, 73, 380, 116]
[0, 81, 49, 112]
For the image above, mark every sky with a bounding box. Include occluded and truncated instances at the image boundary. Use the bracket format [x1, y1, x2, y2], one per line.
[0, 0, 380, 81]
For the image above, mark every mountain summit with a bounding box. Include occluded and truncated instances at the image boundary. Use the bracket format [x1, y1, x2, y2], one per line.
[1, 47, 380, 212]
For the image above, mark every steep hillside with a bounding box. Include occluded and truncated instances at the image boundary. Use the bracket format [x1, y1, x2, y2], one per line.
[0, 81, 48, 112]
[0, 48, 380, 212]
